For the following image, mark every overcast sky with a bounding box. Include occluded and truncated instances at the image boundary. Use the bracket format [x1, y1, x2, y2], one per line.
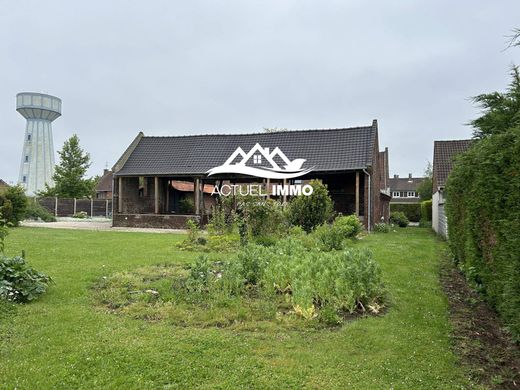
[1, 1, 519, 184]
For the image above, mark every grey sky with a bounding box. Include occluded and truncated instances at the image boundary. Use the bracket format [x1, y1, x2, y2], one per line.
[1, 0, 519, 184]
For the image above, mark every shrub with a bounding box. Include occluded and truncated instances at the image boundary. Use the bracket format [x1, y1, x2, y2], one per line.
[0, 185, 27, 226]
[25, 201, 56, 222]
[72, 211, 88, 219]
[0, 256, 52, 303]
[314, 215, 363, 251]
[390, 211, 409, 227]
[286, 180, 333, 232]
[420, 200, 432, 222]
[390, 203, 421, 222]
[374, 223, 391, 233]
[243, 198, 287, 237]
[179, 197, 195, 214]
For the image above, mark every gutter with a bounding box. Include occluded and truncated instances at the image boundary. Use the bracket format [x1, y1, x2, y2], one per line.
[363, 168, 371, 232]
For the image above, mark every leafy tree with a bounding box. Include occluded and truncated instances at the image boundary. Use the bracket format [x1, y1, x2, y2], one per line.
[416, 162, 433, 200]
[470, 66, 520, 139]
[39, 135, 96, 198]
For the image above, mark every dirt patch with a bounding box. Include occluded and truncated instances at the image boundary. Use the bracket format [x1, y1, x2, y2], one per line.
[440, 255, 520, 388]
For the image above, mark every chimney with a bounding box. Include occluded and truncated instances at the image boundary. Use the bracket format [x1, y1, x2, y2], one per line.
[408, 173, 412, 182]
[104, 169, 109, 175]
[393, 174, 398, 179]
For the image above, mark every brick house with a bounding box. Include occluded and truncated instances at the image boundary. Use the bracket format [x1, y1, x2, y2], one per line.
[111, 120, 390, 230]
[432, 139, 472, 237]
[95, 169, 113, 199]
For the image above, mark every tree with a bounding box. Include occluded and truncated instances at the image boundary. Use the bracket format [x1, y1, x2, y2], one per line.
[470, 66, 520, 139]
[0, 185, 27, 226]
[416, 162, 433, 200]
[39, 135, 96, 198]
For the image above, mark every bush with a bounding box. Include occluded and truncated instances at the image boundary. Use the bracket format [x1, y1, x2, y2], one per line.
[25, 201, 56, 222]
[446, 126, 520, 340]
[286, 180, 333, 232]
[390, 203, 421, 222]
[0, 185, 27, 226]
[179, 197, 195, 214]
[242, 198, 287, 237]
[72, 211, 88, 219]
[0, 212, 10, 254]
[420, 200, 432, 223]
[0, 255, 52, 303]
[374, 223, 391, 233]
[314, 215, 363, 251]
[390, 211, 409, 227]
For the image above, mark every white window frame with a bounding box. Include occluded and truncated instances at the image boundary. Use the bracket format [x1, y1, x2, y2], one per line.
[392, 191, 400, 197]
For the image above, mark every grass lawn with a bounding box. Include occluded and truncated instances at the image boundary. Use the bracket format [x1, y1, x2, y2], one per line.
[0, 227, 470, 389]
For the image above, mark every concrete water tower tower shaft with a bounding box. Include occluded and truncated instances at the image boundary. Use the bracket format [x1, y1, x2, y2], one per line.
[16, 92, 61, 195]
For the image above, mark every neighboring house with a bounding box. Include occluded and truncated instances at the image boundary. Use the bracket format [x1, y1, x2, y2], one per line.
[389, 174, 425, 204]
[111, 120, 390, 229]
[95, 169, 113, 199]
[432, 139, 472, 238]
[0, 179, 10, 193]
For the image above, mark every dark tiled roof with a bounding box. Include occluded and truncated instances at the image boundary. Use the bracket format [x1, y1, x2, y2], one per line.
[433, 140, 472, 189]
[96, 171, 113, 193]
[114, 124, 377, 176]
[389, 177, 425, 192]
[0, 179, 9, 188]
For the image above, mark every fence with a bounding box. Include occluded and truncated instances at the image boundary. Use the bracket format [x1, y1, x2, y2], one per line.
[37, 197, 113, 218]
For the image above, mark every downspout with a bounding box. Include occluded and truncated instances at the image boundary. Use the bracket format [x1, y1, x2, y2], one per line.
[363, 168, 371, 232]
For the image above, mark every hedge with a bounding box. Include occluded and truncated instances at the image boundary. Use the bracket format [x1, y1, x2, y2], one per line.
[420, 200, 432, 222]
[446, 126, 520, 341]
[390, 203, 421, 222]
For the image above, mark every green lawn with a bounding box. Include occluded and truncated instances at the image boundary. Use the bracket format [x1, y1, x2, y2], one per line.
[0, 227, 469, 389]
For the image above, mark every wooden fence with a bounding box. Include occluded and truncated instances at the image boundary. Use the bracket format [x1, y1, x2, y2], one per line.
[37, 197, 113, 218]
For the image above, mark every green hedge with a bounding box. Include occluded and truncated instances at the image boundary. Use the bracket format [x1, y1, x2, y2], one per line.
[420, 200, 432, 222]
[390, 203, 421, 222]
[446, 126, 520, 341]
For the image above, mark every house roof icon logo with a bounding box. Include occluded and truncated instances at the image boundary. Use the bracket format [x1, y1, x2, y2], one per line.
[207, 143, 314, 179]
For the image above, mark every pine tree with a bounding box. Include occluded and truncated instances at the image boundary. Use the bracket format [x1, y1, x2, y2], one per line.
[39, 135, 96, 198]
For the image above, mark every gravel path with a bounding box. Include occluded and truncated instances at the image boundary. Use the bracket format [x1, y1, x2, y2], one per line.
[21, 219, 187, 234]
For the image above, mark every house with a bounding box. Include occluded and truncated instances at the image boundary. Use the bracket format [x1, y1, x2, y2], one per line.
[0, 179, 9, 193]
[95, 169, 113, 199]
[111, 120, 390, 229]
[432, 139, 472, 237]
[389, 174, 425, 204]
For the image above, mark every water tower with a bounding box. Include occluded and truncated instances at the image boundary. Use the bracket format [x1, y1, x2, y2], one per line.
[16, 92, 61, 195]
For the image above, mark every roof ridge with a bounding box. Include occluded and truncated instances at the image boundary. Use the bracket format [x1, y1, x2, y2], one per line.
[140, 125, 374, 139]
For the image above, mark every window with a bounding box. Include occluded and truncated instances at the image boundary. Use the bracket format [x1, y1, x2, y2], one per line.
[22, 176, 27, 183]
[27, 134, 32, 141]
[407, 191, 416, 197]
[253, 155, 262, 164]
[392, 191, 400, 197]
[25, 155, 29, 162]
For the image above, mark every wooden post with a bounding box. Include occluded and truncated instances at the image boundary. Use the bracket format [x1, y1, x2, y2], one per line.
[105, 199, 109, 218]
[154, 177, 160, 214]
[194, 178, 200, 215]
[283, 179, 287, 203]
[118, 177, 123, 213]
[166, 180, 170, 214]
[266, 178, 270, 199]
[355, 172, 360, 216]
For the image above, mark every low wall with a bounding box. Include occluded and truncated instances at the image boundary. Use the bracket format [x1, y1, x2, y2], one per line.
[113, 214, 200, 229]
